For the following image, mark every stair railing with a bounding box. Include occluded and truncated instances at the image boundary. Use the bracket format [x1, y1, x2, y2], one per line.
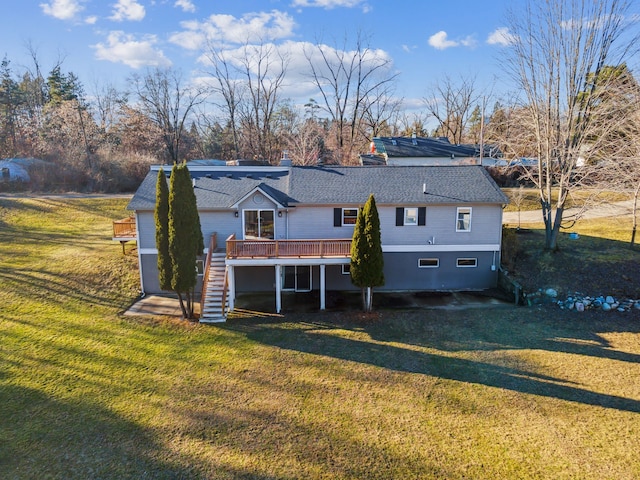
[199, 233, 217, 318]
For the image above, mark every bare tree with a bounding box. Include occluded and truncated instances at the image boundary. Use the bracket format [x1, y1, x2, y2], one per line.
[236, 41, 288, 163]
[305, 32, 398, 164]
[360, 82, 402, 141]
[131, 67, 206, 164]
[423, 75, 478, 144]
[202, 44, 245, 159]
[504, 0, 640, 250]
[397, 112, 429, 137]
[203, 40, 288, 164]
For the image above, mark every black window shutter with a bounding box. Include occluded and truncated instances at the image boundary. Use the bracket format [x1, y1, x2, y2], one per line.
[396, 208, 404, 226]
[418, 207, 426, 226]
[334, 208, 342, 227]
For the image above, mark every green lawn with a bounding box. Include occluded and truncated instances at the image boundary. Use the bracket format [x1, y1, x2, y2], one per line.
[1, 197, 640, 479]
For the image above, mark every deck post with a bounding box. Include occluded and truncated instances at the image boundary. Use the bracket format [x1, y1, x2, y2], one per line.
[227, 265, 235, 311]
[275, 264, 282, 313]
[319, 264, 326, 310]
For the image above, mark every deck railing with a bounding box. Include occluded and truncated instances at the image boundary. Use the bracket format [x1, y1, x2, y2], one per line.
[112, 216, 136, 238]
[226, 235, 352, 258]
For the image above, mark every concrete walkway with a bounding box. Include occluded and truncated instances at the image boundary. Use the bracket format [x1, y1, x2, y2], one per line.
[124, 295, 199, 317]
[125, 292, 511, 318]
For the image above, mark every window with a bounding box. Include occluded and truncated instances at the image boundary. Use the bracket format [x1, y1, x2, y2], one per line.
[456, 207, 472, 232]
[244, 209, 275, 239]
[342, 208, 358, 226]
[196, 260, 205, 275]
[396, 207, 426, 226]
[457, 258, 477, 268]
[404, 208, 418, 226]
[418, 258, 439, 268]
[282, 266, 312, 291]
[342, 264, 351, 275]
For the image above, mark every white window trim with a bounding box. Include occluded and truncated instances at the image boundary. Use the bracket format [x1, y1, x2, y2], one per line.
[196, 259, 205, 276]
[243, 208, 276, 239]
[341, 264, 351, 275]
[456, 207, 472, 232]
[342, 208, 358, 226]
[418, 258, 439, 268]
[456, 257, 478, 268]
[404, 207, 418, 226]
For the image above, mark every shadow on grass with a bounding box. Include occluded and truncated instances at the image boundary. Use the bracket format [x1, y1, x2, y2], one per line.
[226, 310, 640, 414]
[0, 384, 193, 479]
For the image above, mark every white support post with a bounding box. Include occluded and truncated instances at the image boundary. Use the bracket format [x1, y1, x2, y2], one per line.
[275, 264, 282, 313]
[227, 265, 235, 311]
[320, 264, 326, 310]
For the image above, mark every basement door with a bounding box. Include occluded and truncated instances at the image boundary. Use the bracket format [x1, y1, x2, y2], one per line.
[282, 266, 312, 292]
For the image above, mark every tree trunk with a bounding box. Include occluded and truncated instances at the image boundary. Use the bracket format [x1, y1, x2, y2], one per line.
[547, 206, 564, 251]
[176, 291, 188, 319]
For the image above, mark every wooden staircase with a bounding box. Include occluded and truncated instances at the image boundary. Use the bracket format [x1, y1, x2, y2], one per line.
[199, 251, 227, 323]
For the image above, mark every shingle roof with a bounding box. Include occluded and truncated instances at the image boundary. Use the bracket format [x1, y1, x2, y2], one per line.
[373, 136, 500, 159]
[128, 165, 508, 211]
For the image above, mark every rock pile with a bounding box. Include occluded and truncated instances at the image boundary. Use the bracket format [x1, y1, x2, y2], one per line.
[526, 288, 640, 312]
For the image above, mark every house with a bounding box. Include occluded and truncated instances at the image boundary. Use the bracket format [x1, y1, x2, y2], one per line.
[0, 158, 45, 183]
[126, 162, 509, 322]
[360, 136, 502, 167]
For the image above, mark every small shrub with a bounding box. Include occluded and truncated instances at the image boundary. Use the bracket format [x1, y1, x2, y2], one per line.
[501, 226, 521, 270]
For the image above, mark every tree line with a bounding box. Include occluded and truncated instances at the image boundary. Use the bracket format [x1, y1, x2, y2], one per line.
[2, 0, 640, 251]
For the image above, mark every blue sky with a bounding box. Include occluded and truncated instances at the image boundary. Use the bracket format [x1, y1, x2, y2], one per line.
[2, 0, 524, 109]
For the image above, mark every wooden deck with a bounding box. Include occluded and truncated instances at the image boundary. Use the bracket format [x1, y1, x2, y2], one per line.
[113, 216, 136, 253]
[225, 234, 351, 259]
[112, 216, 137, 240]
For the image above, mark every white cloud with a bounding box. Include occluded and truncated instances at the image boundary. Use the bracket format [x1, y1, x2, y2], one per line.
[109, 0, 145, 22]
[487, 27, 517, 46]
[85, 15, 98, 24]
[175, 0, 196, 13]
[195, 39, 394, 105]
[93, 31, 171, 68]
[428, 31, 459, 50]
[169, 10, 296, 50]
[428, 31, 477, 50]
[40, 0, 84, 20]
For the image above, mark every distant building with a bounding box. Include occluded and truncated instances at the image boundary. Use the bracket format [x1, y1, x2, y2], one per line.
[360, 136, 502, 167]
[0, 158, 47, 183]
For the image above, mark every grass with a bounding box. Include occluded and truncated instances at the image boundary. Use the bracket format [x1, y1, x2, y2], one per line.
[2, 197, 640, 479]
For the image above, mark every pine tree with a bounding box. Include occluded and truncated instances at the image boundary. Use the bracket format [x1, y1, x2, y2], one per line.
[168, 163, 204, 319]
[350, 194, 384, 312]
[154, 167, 171, 291]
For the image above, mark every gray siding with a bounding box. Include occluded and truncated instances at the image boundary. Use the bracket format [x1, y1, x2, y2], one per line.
[286, 206, 355, 240]
[382, 205, 502, 245]
[285, 204, 502, 246]
[139, 253, 205, 294]
[137, 212, 156, 249]
[381, 251, 498, 291]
